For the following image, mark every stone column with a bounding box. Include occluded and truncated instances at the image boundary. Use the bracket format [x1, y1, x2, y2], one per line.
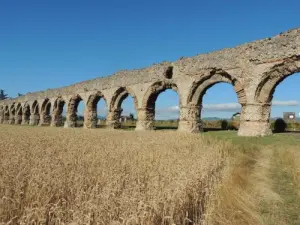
[22, 114, 30, 125]
[50, 111, 64, 127]
[29, 114, 40, 126]
[14, 114, 22, 125]
[135, 108, 154, 131]
[238, 103, 272, 136]
[39, 113, 51, 126]
[106, 109, 122, 129]
[178, 105, 202, 133]
[3, 114, 9, 124]
[0, 110, 3, 124]
[84, 108, 98, 129]
[64, 113, 77, 128]
[8, 115, 15, 124]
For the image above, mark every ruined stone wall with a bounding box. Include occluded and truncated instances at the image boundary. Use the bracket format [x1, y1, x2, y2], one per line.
[0, 28, 299, 136]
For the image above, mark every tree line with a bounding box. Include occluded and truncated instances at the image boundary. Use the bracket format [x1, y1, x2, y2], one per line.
[0, 89, 24, 100]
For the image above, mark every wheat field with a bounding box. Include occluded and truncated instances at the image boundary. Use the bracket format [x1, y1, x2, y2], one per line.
[1, 125, 300, 225]
[0, 125, 233, 225]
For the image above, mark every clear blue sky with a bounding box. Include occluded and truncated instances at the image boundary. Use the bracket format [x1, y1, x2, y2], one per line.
[1, 0, 300, 119]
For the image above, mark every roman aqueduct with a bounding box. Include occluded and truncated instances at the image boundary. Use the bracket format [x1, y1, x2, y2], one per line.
[0, 28, 299, 136]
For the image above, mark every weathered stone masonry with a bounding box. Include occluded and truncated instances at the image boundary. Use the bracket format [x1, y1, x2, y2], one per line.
[0, 28, 299, 136]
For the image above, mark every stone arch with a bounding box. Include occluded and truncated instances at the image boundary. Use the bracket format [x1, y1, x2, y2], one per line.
[65, 94, 84, 127]
[31, 101, 40, 115]
[30, 100, 40, 125]
[9, 103, 16, 124]
[187, 70, 246, 106]
[107, 87, 138, 129]
[15, 103, 22, 124]
[177, 70, 246, 133]
[0, 105, 3, 124]
[137, 81, 180, 130]
[40, 98, 52, 125]
[142, 81, 180, 109]
[255, 56, 300, 103]
[110, 87, 138, 111]
[22, 102, 30, 125]
[51, 97, 66, 127]
[3, 105, 10, 123]
[84, 91, 107, 128]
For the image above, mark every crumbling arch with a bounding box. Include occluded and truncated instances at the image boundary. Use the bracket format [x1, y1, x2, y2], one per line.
[66, 94, 85, 127]
[3, 106, 9, 123]
[40, 98, 52, 125]
[30, 100, 40, 125]
[84, 91, 107, 128]
[22, 102, 30, 125]
[108, 87, 138, 129]
[187, 70, 246, 106]
[9, 104, 16, 124]
[181, 70, 246, 132]
[51, 97, 66, 127]
[15, 103, 22, 124]
[138, 81, 180, 130]
[255, 56, 300, 103]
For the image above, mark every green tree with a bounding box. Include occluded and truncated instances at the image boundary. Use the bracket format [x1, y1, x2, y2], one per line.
[129, 113, 135, 121]
[0, 89, 8, 100]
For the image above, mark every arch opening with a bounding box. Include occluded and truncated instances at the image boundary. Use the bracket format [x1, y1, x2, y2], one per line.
[140, 82, 179, 130]
[41, 99, 52, 126]
[66, 95, 85, 128]
[85, 92, 107, 128]
[15, 103, 22, 124]
[52, 97, 66, 127]
[23, 103, 30, 125]
[267, 73, 300, 133]
[254, 57, 300, 134]
[110, 87, 138, 129]
[187, 73, 245, 133]
[30, 101, 40, 125]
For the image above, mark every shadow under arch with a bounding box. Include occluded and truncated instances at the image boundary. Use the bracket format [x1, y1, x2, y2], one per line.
[139, 81, 180, 130]
[85, 91, 107, 128]
[109, 87, 138, 129]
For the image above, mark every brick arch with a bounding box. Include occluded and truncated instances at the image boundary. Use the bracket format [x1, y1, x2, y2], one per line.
[187, 70, 246, 106]
[142, 81, 180, 109]
[255, 55, 300, 103]
[110, 87, 138, 111]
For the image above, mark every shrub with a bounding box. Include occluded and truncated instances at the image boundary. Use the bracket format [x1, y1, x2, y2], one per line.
[273, 118, 287, 133]
[221, 120, 228, 130]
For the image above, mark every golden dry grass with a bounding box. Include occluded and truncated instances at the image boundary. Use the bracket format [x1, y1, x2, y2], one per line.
[1, 125, 300, 225]
[0, 125, 232, 225]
